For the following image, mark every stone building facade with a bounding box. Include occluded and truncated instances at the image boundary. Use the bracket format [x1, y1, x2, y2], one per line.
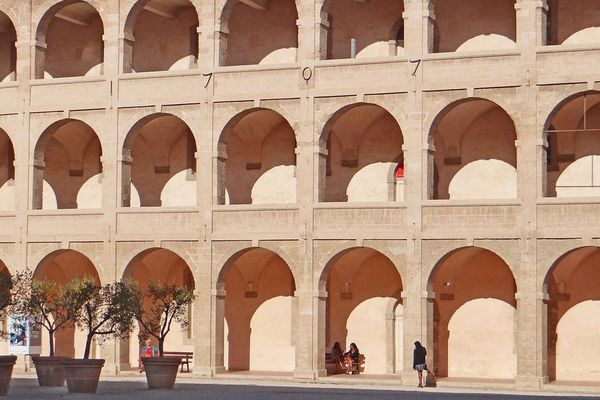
[0, 0, 598, 390]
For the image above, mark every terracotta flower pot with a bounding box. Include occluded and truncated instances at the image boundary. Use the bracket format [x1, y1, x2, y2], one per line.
[31, 356, 69, 387]
[62, 359, 105, 394]
[0, 355, 17, 395]
[141, 356, 182, 389]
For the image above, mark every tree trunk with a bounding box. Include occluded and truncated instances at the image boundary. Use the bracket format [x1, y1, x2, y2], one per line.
[83, 333, 94, 360]
[158, 338, 164, 357]
[48, 329, 54, 357]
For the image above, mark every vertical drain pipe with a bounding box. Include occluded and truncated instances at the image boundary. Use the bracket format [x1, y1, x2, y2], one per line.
[350, 38, 357, 58]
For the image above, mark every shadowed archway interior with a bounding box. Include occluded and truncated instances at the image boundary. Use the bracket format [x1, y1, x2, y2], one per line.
[428, 247, 517, 378]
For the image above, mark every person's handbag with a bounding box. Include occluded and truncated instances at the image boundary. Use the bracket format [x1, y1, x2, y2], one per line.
[425, 371, 436, 387]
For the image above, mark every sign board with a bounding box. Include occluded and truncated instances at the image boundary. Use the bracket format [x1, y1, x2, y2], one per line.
[7, 317, 42, 355]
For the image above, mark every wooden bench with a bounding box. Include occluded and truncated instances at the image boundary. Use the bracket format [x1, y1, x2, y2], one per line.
[325, 352, 365, 375]
[163, 351, 193, 373]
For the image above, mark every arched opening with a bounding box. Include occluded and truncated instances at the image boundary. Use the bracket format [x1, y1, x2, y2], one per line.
[123, 0, 199, 73]
[32, 119, 102, 210]
[34, 250, 100, 358]
[34, 1, 104, 79]
[321, 0, 404, 59]
[121, 247, 195, 371]
[543, 91, 600, 197]
[428, 247, 517, 379]
[0, 128, 14, 210]
[319, 103, 404, 202]
[432, 0, 516, 53]
[216, 247, 296, 373]
[217, 108, 296, 205]
[121, 113, 197, 207]
[429, 98, 517, 200]
[319, 247, 403, 375]
[544, 247, 600, 382]
[0, 12, 16, 82]
[545, 1, 600, 46]
[220, 0, 298, 66]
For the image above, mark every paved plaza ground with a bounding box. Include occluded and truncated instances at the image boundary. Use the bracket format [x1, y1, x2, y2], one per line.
[4, 375, 600, 400]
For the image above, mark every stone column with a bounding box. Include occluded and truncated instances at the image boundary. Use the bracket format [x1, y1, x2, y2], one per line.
[312, 289, 328, 378]
[193, 98, 213, 376]
[536, 0, 549, 46]
[198, 2, 215, 70]
[314, 12, 329, 60]
[399, 290, 431, 385]
[537, 137, 548, 197]
[296, 15, 316, 62]
[515, 0, 543, 388]
[405, 0, 435, 54]
[214, 29, 229, 67]
[119, 33, 134, 73]
[101, 10, 120, 77]
[537, 291, 550, 383]
[31, 41, 45, 79]
[192, 248, 213, 376]
[293, 289, 322, 380]
[210, 288, 227, 375]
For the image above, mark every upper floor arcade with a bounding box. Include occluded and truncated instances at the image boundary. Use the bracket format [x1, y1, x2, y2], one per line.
[0, 89, 596, 214]
[0, 0, 596, 81]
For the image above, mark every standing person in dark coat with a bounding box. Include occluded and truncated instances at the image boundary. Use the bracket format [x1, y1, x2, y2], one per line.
[413, 341, 430, 387]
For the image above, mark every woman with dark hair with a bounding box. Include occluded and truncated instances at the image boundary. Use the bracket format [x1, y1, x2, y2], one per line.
[344, 342, 360, 374]
[331, 342, 344, 372]
[413, 341, 431, 387]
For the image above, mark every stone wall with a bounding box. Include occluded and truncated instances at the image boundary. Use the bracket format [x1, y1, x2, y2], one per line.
[0, 0, 596, 390]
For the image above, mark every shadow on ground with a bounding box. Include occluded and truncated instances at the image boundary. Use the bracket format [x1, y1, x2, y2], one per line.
[5, 377, 600, 400]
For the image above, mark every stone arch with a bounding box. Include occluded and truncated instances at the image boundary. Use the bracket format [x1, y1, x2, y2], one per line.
[543, 246, 600, 381]
[216, 108, 297, 205]
[543, 91, 600, 197]
[320, 0, 404, 60]
[34, 0, 105, 79]
[32, 119, 103, 210]
[121, 113, 197, 207]
[34, 249, 101, 358]
[0, 258, 11, 278]
[428, 97, 517, 200]
[218, 0, 299, 66]
[122, 0, 199, 73]
[426, 246, 517, 378]
[319, 103, 404, 202]
[545, 0, 600, 46]
[0, 11, 16, 82]
[432, 0, 516, 53]
[317, 244, 406, 293]
[218, 0, 303, 33]
[214, 246, 297, 372]
[121, 247, 195, 370]
[318, 246, 403, 375]
[0, 126, 15, 211]
[215, 245, 299, 290]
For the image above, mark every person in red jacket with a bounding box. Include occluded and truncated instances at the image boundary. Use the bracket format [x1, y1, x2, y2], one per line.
[139, 338, 158, 373]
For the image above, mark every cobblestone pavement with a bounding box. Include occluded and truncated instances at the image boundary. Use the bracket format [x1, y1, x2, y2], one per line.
[5, 376, 600, 400]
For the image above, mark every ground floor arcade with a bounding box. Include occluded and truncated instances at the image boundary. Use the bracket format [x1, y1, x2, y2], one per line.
[1, 237, 599, 389]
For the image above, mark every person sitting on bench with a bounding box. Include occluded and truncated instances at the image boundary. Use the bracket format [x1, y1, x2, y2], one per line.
[343, 342, 360, 375]
[331, 342, 344, 372]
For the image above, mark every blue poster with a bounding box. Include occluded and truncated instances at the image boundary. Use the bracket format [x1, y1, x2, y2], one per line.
[7, 317, 41, 355]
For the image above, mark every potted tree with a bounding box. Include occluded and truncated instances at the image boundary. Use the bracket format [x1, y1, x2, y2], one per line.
[11, 270, 75, 387]
[61, 277, 136, 393]
[0, 269, 18, 395]
[130, 280, 194, 389]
